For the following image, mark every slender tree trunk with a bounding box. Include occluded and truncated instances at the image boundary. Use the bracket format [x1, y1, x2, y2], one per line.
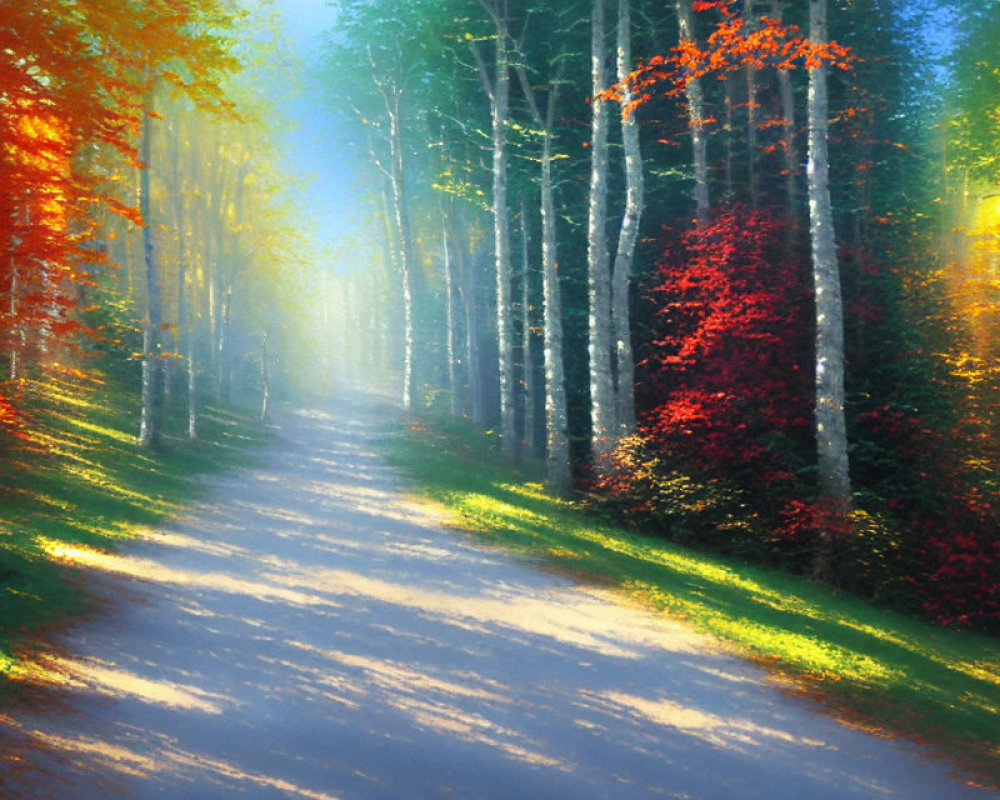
[187, 314, 197, 439]
[173, 122, 197, 439]
[217, 162, 248, 407]
[387, 101, 417, 411]
[462, 267, 482, 423]
[514, 43, 571, 489]
[520, 195, 536, 456]
[442, 213, 458, 416]
[452, 220, 479, 420]
[493, 11, 515, 459]
[260, 331, 270, 424]
[377, 181, 403, 381]
[773, 0, 799, 245]
[588, 0, 615, 462]
[541, 115, 571, 492]
[745, 5, 760, 208]
[139, 100, 162, 449]
[612, 0, 643, 439]
[165, 117, 182, 406]
[9, 256, 18, 381]
[676, 0, 710, 219]
[807, 0, 852, 555]
[223, 285, 234, 404]
[473, 6, 516, 457]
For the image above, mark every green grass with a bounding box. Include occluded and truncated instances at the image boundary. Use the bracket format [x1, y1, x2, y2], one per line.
[388, 417, 1000, 787]
[0, 365, 272, 688]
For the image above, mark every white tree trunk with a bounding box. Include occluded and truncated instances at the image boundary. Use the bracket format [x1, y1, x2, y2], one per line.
[473, 8, 516, 457]
[388, 102, 417, 411]
[462, 260, 482, 423]
[260, 331, 270, 424]
[514, 47, 571, 489]
[588, 0, 615, 462]
[612, 0, 643, 439]
[676, 0, 710, 219]
[808, 0, 852, 517]
[452, 219, 481, 421]
[187, 317, 197, 439]
[442, 215, 458, 416]
[520, 196, 536, 456]
[493, 18, 515, 458]
[139, 103, 162, 449]
[542, 123, 571, 492]
[172, 124, 197, 439]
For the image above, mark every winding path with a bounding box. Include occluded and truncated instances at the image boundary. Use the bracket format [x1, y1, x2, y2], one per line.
[1, 401, 994, 799]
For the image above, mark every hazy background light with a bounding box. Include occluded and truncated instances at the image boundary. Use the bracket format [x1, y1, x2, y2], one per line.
[257, 0, 365, 269]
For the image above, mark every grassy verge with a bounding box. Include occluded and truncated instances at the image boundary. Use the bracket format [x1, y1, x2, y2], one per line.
[0, 366, 271, 690]
[388, 416, 1000, 787]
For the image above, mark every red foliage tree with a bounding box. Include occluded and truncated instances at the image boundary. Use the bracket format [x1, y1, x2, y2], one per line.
[0, 0, 237, 417]
[0, 1, 142, 388]
[600, 0, 854, 117]
[641, 205, 812, 487]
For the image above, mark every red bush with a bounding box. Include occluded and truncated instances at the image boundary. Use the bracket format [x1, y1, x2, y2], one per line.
[919, 511, 1000, 629]
[641, 205, 811, 486]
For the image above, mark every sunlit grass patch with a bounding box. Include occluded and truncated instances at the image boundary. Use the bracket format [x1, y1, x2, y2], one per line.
[52, 413, 138, 446]
[388, 416, 1000, 785]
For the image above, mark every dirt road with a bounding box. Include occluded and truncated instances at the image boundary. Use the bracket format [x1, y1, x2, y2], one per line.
[2, 402, 994, 799]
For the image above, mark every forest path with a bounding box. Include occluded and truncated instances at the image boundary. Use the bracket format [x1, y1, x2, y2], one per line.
[1, 400, 993, 799]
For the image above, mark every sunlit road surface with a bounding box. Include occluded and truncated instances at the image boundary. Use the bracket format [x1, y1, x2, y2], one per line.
[1, 401, 994, 799]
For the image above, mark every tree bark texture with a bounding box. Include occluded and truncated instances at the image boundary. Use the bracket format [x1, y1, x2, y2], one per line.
[588, 0, 615, 462]
[514, 45, 571, 490]
[612, 0, 643, 439]
[387, 100, 418, 412]
[676, 0, 710, 219]
[139, 102, 162, 449]
[541, 117, 571, 492]
[807, 0, 852, 518]
[473, 5, 516, 458]
[442, 214, 458, 416]
[520, 196, 537, 456]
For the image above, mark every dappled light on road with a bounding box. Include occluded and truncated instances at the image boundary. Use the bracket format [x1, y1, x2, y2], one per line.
[577, 690, 830, 751]
[39, 539, 341, 609]
[18, 656, 229, 715]
[8, 726, 344, 800]
[3, 406, 989, 799]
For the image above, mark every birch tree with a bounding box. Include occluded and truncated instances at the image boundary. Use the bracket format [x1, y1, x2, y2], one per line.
[676, 0, 710, 219]
[323, 0, 434, 411]
[514, 31, 572, 491]
[138, 85, 163, 448]
[588, 0, 615, 461]
[441, 206, 459, 416]
[807, 0, 852, 530]
[471, 0, 516, 458]
[611, 0, 644, 438]
[363, 50, 419, 411]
